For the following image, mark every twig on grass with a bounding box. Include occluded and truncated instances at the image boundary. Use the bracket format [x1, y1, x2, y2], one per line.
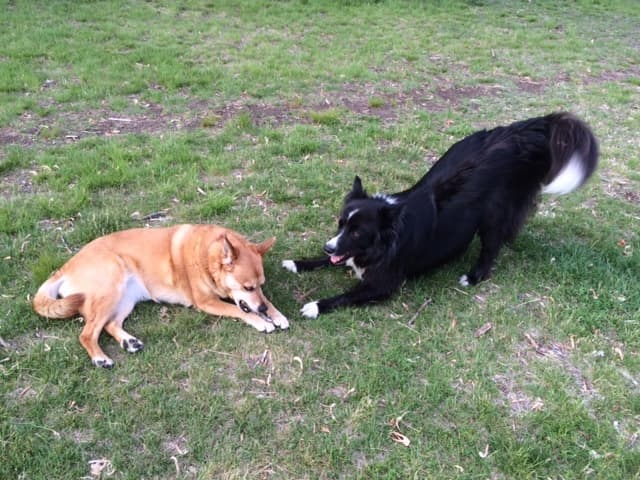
[170, 456, 180, 476]
[60, 234, 73, 254]
[407, 298, 432, 326]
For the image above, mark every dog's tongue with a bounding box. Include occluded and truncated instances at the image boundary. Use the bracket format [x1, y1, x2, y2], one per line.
[330, 255, 346, 265]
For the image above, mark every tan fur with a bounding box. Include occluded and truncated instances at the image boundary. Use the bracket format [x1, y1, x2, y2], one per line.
[32, 224, 289, 368]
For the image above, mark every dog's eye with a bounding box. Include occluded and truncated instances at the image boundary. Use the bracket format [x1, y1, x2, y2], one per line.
[244, 286, 255, 292]
[350, 230, 360, 239]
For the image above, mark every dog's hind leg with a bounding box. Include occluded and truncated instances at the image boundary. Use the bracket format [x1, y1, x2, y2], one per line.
[103, 274, 149, 353]
[282, 256, 331, 273]
[460, 229, 505, 286]
[103, 300, 144, 354]
[461, 202, 532, 286]
[78, 299, 119, 368]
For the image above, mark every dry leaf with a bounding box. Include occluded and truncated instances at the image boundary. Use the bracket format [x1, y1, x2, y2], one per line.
[531, 398, 545, 411]
[478, 444, 490, 458]
[474, 322, 492, 337]
[390, 431, 411, 447]
[89, 459, 114, 477]
[293, 356, 303, 372]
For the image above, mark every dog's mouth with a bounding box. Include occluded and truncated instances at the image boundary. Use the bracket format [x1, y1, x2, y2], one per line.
[329, 254, 349, 265]
[237, 300, 274, 324]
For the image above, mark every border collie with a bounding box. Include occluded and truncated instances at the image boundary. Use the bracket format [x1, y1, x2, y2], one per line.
[283, 112, 599, 318]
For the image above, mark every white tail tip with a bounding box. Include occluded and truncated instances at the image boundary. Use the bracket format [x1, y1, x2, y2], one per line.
[542, 152, 585, 195]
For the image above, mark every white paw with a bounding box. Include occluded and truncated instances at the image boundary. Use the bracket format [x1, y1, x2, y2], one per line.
[301, 301, 319, 319]
[282, 260, 298, 273]
[459, 274, 469, 287]
[258, 321, 276, 333]
[92, 357, 115, 369]
[122, 337, 144, 353]
[273, 312, 290, 329]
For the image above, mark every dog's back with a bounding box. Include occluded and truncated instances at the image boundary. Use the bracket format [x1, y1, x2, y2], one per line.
[352, 113, 599, 280]
[417, 112, 598, 284]
[412, 112, 597, 199]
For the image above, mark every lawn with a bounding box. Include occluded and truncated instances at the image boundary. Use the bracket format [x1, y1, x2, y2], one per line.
[1, 1, 639, 478]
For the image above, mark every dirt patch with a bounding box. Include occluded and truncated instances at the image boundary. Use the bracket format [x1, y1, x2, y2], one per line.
[494, 330, 602, 418]
[1, 66, 637, 154]
[0, 167, 46, 199]
[580, 64, 640, 86]
[493, 374, 544, 416]
[162, 434, 189, 456]
[436, 84, 502, 104]
[0, 79, 501, 151]
[601, 171, 640, 206]
[520, 330, 600, 399]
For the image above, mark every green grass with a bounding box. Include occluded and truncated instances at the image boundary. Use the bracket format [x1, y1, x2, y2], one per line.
[1, 0, 640, 478]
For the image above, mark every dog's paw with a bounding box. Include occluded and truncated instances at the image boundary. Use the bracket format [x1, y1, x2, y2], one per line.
[260, 321, 277, 333]
[301, 301, 319, 319]
[272, 312, 290, 329]
[282, 260, 298, 273]
[459, 274, 470, 287]
[92, 357, 115, 369]
[122, 337, 144, 353]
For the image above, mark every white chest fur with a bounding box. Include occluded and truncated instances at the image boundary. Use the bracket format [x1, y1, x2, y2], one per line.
[346, 258, 366, 280]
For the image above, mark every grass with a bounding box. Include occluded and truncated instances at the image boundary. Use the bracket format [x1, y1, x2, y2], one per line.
[1, 0, 640, 478]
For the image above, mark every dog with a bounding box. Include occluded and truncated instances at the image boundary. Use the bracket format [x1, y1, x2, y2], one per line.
[283, 112, 598, 318]
[33, 224, 289, 367]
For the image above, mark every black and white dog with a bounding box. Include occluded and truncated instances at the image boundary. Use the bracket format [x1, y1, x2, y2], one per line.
[283, 112, 599, 318]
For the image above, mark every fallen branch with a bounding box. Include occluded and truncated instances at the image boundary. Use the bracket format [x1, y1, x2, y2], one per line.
[407, 298, 432, 326]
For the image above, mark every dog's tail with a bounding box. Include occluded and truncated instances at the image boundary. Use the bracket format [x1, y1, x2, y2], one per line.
[32, 275, 85, 319]
[541, 112, 599, 195]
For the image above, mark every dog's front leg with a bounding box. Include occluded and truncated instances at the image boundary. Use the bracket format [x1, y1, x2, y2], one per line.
[195, 298, 277, 333]
[282, 256, 331, 273]
[301, 275, 402, 319]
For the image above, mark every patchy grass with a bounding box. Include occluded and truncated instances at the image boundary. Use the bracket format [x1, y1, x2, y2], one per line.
[1, 1, 639, 479]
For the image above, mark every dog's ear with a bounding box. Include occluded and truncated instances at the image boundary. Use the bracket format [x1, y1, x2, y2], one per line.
[379, 202, 411, 231]
[378, 204, 400, 229]
[346, 175, 367, 202]
[222, 235, 237, 266]
[254, 237, 276, 256]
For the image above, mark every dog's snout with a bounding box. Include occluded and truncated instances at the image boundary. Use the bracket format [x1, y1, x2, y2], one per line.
[324, 243, 336, 255]
[258, 303, 268, 314]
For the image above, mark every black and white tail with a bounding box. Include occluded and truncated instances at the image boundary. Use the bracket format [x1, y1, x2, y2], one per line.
[542, 112, 599, 195]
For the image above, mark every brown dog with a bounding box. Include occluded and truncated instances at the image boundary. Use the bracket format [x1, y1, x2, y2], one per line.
[32, 224, 289, 368]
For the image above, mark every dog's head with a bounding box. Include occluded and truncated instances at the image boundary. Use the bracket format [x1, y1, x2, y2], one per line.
[216, 234, 275, 318]
[324, 176, 403, 268]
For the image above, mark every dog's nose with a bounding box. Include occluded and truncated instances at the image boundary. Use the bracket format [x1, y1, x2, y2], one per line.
[324, 243, 336, 255]
[258, 303, 268, 315]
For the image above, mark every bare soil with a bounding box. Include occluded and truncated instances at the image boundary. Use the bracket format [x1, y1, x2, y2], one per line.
[2, 66, 637, 151]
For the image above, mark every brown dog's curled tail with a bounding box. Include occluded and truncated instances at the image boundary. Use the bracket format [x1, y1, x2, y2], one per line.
[32, 279, 85, 319]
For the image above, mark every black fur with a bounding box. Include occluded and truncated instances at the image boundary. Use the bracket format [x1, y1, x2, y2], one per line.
[285, 112, 598, 317]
